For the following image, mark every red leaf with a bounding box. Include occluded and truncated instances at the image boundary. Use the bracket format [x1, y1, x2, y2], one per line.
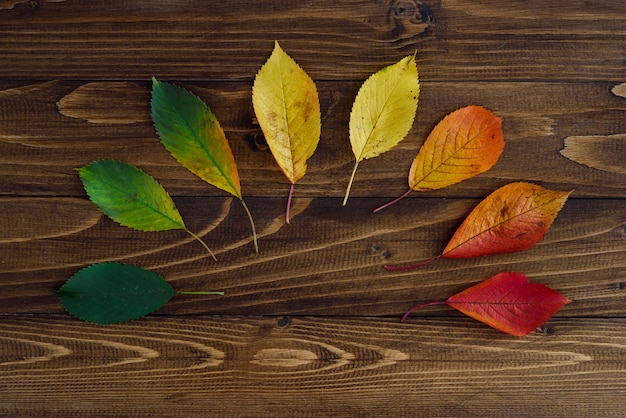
[402, 272, 571, 336]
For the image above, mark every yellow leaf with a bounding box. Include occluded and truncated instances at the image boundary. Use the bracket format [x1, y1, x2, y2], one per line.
[343, 54, 419, 206]
[252, 41, 321, 223]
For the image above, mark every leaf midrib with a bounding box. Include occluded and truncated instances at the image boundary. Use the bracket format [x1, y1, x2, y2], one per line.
[276, 51, 297, 180]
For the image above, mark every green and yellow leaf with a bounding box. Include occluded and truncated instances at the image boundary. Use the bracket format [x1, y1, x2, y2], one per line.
[77, 160, 216, 259]
[151, 77, 241, 198]
[151, 78, 258, 251]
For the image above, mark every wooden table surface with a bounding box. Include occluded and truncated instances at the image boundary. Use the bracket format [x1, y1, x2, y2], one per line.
[1, 1, 625, 416]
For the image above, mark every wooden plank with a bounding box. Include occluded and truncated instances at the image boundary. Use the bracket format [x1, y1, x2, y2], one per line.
[1, 315, 625, 417]
[1, 1, 624, 416]
[1, 196, 624, 317]
[0, 0, 624, 81]
[1, 80, 625, 197]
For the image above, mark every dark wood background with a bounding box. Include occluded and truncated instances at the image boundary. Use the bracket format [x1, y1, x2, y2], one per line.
[1, 0, 625, 416]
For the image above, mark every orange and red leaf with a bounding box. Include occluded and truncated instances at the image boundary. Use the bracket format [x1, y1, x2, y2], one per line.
[385, 182, 571, 271]
[443, 182, 572, 258]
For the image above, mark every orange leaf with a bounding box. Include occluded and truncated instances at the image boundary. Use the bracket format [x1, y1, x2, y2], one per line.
[385, 182, 571, 270]
[374, 105, 503, 212]
[443, 182, 571, 258]
[410, 105, 504, 190]
[401, 272, 571, 336]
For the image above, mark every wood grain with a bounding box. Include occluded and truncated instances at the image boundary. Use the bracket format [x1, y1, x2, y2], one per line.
[1, 315, 625, 417]
[1, 0, 625, 415]
[1, 196, 624, 317]
[0, 0, 624, 81]
[1, 80, 625, 198]
[561, 134, 626, 175]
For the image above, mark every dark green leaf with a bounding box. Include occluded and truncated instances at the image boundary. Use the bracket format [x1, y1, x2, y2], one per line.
[54, 263, 177, 324]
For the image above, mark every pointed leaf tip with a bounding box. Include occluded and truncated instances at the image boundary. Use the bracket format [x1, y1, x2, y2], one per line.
[344, 54, 419, 203]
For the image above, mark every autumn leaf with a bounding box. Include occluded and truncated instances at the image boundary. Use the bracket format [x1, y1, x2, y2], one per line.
[77, 160, 216, 260]
[252, 41, 321, 223]
[374, 105, 504, 212]
[386, 182, 572, 270]
[151, 77, 258, 252]
[54, 263, 223, 324]
[343, 54, 419, 206]
[401, 272, 571, 336]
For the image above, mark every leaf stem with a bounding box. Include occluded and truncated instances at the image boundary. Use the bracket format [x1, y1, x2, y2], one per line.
[240, 198, 259, 253]
[373, 189, 413, 213]
[178, 291, 225, 296]
[286, 183, 295, 224]
[342, 160, 360, 206]
[185, 229, 217, 261]
[401, 301, 447, 322]
[384, 255, 442, 271]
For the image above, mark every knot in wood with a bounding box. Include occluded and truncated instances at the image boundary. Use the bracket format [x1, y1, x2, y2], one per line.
[389, 0, 433, 40]
[276, 316, 291, 327]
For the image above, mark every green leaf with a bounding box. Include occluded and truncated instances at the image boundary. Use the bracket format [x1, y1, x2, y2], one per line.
[54, 263, 177, 324]
[151, 77, 241, 198]
[78, 160, 185, 231]
[77, 160, 216, 260]
[343, 54, 419, 205]
[151, 77, 259, 252]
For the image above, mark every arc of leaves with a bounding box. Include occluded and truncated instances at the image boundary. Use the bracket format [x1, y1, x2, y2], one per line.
[374, 105, 504, 212]
[252, 41, 321, 223]
[401, 272, 571, 336]
[386, 182, 572, 270]
[77, 160, 217, 260]
[151, 77, 258, 252]
[343, 54, 420, 206]
[54, 263, 223, 324]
